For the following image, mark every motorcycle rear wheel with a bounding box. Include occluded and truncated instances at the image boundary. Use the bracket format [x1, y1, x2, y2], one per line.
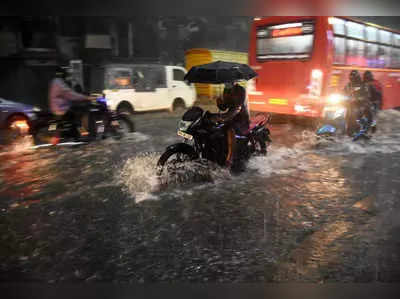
[33, 127, 59, 145]
[110, 114, 135, 140]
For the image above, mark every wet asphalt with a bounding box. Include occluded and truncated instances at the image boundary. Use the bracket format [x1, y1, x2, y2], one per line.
[1, 109, 400, 282]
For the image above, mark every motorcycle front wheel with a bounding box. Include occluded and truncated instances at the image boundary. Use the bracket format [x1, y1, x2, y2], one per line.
[157, 146, 198, 174]
[157, 142, 202, 186]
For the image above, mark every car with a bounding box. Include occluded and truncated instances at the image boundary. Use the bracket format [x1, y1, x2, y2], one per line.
[97, 64, 197, 114]
[0, 97, 41, 135]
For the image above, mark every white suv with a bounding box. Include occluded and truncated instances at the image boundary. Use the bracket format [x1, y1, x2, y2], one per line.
[102, 64, 197, 114]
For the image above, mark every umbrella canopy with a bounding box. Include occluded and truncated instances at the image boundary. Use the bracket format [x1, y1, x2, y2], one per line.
[184, 61, 258, 84]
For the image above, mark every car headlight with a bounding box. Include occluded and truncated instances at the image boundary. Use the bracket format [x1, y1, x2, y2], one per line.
[178, 120, 192, 132]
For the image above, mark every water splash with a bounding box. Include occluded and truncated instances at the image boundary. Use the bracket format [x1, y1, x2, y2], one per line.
[248, 143, 312, 177]
[117, 152, 161, 202]
[118, 152, 232, 202]
[309, 109, 400, 155]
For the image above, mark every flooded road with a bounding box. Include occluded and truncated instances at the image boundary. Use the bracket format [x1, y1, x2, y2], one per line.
[1, 109, 400, 282]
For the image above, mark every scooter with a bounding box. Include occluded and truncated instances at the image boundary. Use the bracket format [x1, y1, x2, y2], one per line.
[31, 96, 135, 146]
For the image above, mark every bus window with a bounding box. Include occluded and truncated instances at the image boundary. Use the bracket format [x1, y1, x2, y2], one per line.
[394, 34, 400, 47]
[330, 17, 345, 35]
[366, 26, 378, 42]
[346, 21, 365, 40]
[379, 30, 392, 45]
[366, 43, 379, 68]
[256, 22, 315, 60]
[377, 46, 391, 68]
[391, 48, 400, 68]
[333, 37, 346, 64]
[346, 39, 366, 66]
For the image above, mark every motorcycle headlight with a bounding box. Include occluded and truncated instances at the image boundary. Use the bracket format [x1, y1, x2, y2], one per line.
[327, 94, 344, 105]
[33, 106, 41, 112]
[178, 120, 192, 132]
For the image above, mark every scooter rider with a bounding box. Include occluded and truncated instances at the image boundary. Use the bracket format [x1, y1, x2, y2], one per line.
[363, 70, 382, 129]
[49, 66, 95, 139]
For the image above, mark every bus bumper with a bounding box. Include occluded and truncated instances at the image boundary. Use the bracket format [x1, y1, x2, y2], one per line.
[248, 94, 324, 118]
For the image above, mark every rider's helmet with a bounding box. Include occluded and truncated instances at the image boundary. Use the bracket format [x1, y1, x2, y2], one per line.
[349, 70, 362, 85]
[363, 70, 374, 82]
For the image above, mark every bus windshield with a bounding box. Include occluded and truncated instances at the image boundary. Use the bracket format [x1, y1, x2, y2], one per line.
[256, 21, 315, 60]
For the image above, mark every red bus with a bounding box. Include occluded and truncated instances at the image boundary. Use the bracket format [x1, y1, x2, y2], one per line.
[248, 16, 400, 118]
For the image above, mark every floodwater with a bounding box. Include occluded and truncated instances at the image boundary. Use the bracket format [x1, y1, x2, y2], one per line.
[1, 109, 400, 282]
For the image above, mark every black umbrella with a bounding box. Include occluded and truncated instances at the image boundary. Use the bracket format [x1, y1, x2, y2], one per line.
[184, 61, 258, 84]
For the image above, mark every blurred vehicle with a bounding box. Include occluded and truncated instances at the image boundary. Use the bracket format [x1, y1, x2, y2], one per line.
[88, 64, 196, 115]
[248, 16, 400, 120]
[31, 96, 134, 146]
[0, 97, 41, 136]
[316, 93, 375, 141]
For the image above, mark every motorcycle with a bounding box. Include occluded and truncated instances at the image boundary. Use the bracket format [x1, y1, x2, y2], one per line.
[316, 93, 375, 142]
[31, 96, 135, 146]
[157, 106, 271, 177]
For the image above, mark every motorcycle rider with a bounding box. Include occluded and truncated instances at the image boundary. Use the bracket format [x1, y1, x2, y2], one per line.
[343, 70, 373, 134]
[363, 71, 382, 130]
[49, 66, 95, 139]
[209, 81, 250, 171]
[363, 70, 382, 111]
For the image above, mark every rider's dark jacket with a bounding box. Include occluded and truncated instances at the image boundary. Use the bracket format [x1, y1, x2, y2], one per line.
[216, 84, 250, 135]
[343, 81, 373, 123]
[343, 81, 370, 102]
[365, 79, 383, 110]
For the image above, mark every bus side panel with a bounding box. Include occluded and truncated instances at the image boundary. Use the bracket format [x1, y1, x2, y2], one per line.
[381, 71, 400, 109]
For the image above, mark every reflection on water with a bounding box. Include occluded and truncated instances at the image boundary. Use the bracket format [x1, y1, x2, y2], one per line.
[1, 110, 400, 282]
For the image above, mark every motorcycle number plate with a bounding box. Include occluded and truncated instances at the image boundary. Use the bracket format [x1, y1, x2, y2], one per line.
[49, 124, 57, 131]
[177, 130, 193, 140]
[97, 125, 105, 133]
[111, 120, 119, 126]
